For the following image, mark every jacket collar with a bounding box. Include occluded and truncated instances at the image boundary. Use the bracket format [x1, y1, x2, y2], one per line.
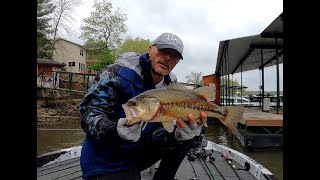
[118, 52, 172, 90]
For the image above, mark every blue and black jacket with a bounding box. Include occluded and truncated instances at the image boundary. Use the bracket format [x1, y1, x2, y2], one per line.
[79, 52, 177, 179]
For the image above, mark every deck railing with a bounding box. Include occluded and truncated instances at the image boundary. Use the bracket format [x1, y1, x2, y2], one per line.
[37, 71, 96, 93]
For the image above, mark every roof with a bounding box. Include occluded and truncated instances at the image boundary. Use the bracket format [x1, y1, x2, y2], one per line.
[37, 58, 66, 67]
[215, 12, 283, 76]
[55, 38, 87, 50]
[202, 74, 215, 78]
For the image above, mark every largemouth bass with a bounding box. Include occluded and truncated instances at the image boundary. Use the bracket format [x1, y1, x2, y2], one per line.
[122, 83, 244, 134]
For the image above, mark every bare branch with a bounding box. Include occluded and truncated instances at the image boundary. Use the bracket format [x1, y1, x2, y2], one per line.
[50, 0, 83, 56]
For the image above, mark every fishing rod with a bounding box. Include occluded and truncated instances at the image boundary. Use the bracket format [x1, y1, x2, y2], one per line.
[200, 147, 226, 180]
[187, 151, 199, 180]
[221, 150, 247, 179]
[191, 148, 216, 180]
[221, 151, 250, 171]
[198, 154, 215, 180]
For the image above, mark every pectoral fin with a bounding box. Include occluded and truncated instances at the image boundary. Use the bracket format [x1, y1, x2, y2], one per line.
[152, 115, 176, 133]
[162, 121, 175, 133]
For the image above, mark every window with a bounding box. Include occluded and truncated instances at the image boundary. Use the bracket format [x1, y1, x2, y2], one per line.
[79, 63, 86, 72]
[69, 62, 75, 67]
[80, 49, 84, 56]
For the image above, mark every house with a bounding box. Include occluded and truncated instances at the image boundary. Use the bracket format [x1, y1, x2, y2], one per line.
[52, 38, 88, 74]
[37, 58, 66, 88]
[202, 74, 220, 105]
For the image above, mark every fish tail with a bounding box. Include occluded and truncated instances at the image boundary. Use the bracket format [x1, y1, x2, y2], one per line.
[222, 106, 245, 135]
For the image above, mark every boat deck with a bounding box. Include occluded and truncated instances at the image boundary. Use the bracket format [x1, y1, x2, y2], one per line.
[37, 149, 257, 180]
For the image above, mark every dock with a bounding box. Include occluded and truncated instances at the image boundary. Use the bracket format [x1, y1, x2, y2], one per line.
[235, 108, 283, 150]
[240, 109, 283, 127]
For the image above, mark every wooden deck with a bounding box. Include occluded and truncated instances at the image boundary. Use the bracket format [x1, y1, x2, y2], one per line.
[235, 108, 283, 149]
[37, 149, 258, 180]
[239, 109, 283, 127]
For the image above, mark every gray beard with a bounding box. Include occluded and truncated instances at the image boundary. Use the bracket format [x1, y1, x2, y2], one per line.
[151, 65, 168, 76]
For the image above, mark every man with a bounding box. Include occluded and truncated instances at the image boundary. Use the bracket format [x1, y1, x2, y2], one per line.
[79, 32, 207, 180]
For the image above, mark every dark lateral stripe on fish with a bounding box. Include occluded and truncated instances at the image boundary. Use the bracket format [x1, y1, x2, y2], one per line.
[161, 100, 225, 116]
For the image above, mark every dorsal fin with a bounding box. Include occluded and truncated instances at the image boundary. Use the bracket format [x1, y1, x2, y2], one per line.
[166, 83, 189, 90]
[192, 86, 216, 101]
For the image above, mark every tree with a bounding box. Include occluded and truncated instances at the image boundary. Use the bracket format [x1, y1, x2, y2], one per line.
[83, 38, 105, 49]
[116, 36, 151, 56]
[220, 76, 240, 87]
[80, 0, 128, 50]
[220, 77, 247, 96]
[185, 72, 203, 86]
[37, 0, 56, 58]
[88, 49, 116, 72]
[50, 0, 83, 57]
[83, 39, 116, 72]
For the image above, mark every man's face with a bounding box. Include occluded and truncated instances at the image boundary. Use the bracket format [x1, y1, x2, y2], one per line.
[148, 45, 180, 76]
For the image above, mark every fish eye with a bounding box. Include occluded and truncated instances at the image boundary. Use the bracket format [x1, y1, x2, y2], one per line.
[129, 101, 137, 106]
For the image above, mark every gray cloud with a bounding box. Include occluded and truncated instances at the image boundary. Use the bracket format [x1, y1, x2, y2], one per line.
[66, 0, 283, 90]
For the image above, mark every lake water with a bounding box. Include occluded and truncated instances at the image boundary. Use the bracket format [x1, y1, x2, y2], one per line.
[37, 121, 282, 180]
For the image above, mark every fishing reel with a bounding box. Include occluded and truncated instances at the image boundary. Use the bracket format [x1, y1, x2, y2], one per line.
[189, 147, 216, 163]
[187, 151, 197, 161]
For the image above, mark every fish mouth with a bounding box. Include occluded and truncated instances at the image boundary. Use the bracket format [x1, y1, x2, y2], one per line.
[122, 104, 138, 121]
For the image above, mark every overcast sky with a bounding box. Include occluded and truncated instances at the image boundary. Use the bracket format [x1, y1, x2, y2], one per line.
[63, 0, 283, 91]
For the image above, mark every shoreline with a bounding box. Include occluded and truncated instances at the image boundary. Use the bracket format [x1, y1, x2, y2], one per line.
[37, 98, 82, 126]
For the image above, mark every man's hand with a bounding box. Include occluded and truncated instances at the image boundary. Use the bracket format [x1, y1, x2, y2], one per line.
[175, 111, 207, 141]
[117, 118, 141, 142]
